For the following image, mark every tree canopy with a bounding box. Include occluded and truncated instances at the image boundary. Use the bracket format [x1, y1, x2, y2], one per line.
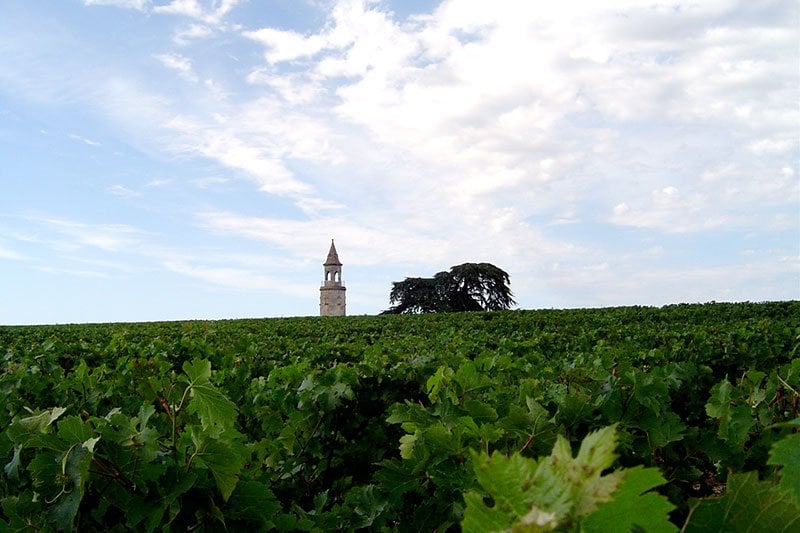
[383, 262, 515, 314]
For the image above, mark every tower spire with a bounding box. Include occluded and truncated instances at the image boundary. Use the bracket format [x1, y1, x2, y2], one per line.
[325, 239, 341, 266]
[320, 239, 346, 316]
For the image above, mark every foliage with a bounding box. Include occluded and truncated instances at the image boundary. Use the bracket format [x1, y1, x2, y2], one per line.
[767, 429, 800, 503]
[683, 429, 800, 532]
[462, 425, 800, 533]
[384, 275, 447, 314]
[0, 301, 798, 530]
[384, 262, 515, 313]
[462, 424, 676, 532]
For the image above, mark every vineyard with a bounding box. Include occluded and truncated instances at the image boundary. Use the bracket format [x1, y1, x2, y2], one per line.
[1, 302, 799, 531]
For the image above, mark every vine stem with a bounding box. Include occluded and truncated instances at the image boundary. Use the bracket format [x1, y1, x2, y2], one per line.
[148, 378, 173, 422]
[519, 432, 536, 454]
[679, 501, 699, 533]
[776, 374, 798, 397]
[172, 383, 191, 450]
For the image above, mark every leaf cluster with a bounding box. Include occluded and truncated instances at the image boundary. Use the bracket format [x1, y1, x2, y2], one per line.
[463, 425, 677, 532]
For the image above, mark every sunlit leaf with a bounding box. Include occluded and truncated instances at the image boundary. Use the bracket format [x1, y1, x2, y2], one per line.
[183, 359, 237, 432]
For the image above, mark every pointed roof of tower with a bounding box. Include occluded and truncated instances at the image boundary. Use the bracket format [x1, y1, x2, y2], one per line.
[324, 239, 342, 266]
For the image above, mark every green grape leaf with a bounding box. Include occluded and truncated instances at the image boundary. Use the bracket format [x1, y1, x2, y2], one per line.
[427, 365, 456, 403]
[49, 492, 83, 531]
[1, 493, 44, 531]
[564, 425, 623, 517]
[555, 389, 593, 427]
[767, 432, 800, 503]
[189, 427, 246, 501]
[464, 399, 499, 423]
[399, 431, 420, 459]
[472, 451, 540, 517]
[455, 360, 491, 394]
[344, 484, 387, 528]
[29, 444, 93, 530]
[463, 449, 570, 533]
[183, 359, 238, 432]
[685, 471, 800, 532]
[705, 379, 733, 426]
[462, 490, 517, 533]
[498, 399, 557, 455]
[727, 405, 756, 447]
[574, 424, 619, 475]
[463, 425, 627, 532]
[225, 480, 280, 527]
[705, 379, 755, 447]
[134, 404, 160, 462]
[425, 421, 461, 454]
[638, 410, 686, 448]
[582, 466, 677, 533]
[631, 369, 670, 415]
[56, 416, 94, 445]
[387, 401, 436, 431]
[375, 459, 421, 498]
[4, 445, 22, 481]
[125, 467, 197, 532]
[6, 407, 67, 449]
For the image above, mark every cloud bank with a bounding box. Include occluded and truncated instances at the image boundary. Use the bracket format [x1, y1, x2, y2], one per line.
[0, 0, 796, 321]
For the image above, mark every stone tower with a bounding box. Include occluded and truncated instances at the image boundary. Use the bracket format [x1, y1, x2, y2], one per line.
[320, 239, 346, 316]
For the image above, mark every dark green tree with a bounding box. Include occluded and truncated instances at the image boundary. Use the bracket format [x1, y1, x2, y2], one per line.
[383, 263, 515, 314]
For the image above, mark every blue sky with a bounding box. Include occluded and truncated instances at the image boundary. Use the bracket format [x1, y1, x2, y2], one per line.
[1, 0, 797, 324]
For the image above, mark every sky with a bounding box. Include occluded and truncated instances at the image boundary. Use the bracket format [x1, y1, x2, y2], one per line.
[0, 0, 798, 324]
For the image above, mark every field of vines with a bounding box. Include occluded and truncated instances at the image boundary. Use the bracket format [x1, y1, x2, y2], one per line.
[1, 301, 799, 531]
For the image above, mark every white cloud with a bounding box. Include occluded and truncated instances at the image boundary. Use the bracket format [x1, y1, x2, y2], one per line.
[194, 205, 584, 300]
[191, 176, 231, 189]
[173, 24, 214, 45]
[36, 266, 109, 278]
[0, 243, 25, 260]
[66, 255, 140, 274]
[153, 0, 241, 25]
[155, 53, 198, 81]
[158, 92, 357, 206]
[8, 0, 795, 317]
[748, 137, 797, 155]
[66, 0, 795, 249]
[165, 114, 310, 195]
[144, 178, 173, 188]
[107, 184, 143, 198]
[244, 28, 328, 63]
[246, 69, 323, 105]
[83, 0, 149, 10]
[295, 197, 346, 216]
[93, 77, 173, 142]
[69, 133, 101, 146]
[610, 186, 729, 233]
[196, 210, 456, 267]
[165, 260, 267, 288]
[553, 255, 800, 307]
[163, 259, 310, 297]
[38, 218, 148, 253]
[608, 157, 799, 233]
[245, 0, 796, 232]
